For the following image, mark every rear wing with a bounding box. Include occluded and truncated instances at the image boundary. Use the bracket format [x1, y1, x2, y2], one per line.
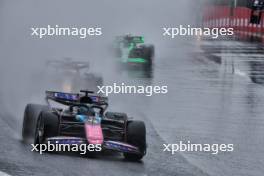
[130, 36, 144, 43]
[46, 91, 79, 106]
[115, 36, 144, 44]
[45, 91, 108, 106]
[46, 59, 89, 72]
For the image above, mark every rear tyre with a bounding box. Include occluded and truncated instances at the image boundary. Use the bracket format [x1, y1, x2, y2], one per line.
[143, 46, 154, 69]
[124, 121, 146, 161]
[22, 104, 48, 143]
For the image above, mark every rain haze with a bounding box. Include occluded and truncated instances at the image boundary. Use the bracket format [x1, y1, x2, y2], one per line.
[0, 1, 264, 176]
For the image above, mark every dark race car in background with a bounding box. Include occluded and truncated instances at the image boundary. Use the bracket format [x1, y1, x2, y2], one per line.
[22, 90, 147, 161]
[46, 58, 103, 93]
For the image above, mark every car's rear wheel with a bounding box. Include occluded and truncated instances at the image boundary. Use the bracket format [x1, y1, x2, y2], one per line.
[22, 104, 48, 143]
[141, 46, 154, 70]
[124, 121, 146, 161]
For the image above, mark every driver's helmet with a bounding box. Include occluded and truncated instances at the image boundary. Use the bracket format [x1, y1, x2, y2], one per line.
[73, 106, 95, 116]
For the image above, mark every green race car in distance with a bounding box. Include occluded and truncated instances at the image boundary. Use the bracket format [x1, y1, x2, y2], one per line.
[114, 35, 154, 69]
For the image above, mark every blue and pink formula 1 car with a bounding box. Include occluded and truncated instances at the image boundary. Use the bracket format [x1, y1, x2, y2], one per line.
[22, 90, 146, 161]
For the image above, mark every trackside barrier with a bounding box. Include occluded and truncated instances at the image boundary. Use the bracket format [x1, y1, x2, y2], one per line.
[202, 5, 264, 42]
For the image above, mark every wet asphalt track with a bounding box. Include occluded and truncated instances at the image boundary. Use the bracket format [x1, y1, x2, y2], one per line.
[0, 42, 210, 175]
[0, 99, 207, 176]
[1, 1, 264, 175]
[0, 1, 211, 175]
[1, 38, 264, 176]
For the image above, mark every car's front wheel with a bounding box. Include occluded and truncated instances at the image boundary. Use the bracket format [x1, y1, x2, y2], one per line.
[22, 104, 48, 143]
[34, 111, 59, 146]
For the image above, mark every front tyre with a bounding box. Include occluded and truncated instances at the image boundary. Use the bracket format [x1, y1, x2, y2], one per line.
[34, 111, 59, 145]
[22, 104, 48, 143]
[124, 121, 146, 161]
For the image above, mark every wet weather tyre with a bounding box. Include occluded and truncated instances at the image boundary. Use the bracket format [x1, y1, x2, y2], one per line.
[124, 121, 146, 161]
[34, 111, 59, 145]
[22, 104, 48, 143]
[142, 46, 154, 69]
[147, 45, 154, 59]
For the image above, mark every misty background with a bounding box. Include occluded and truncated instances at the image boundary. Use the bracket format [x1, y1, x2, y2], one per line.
[1, 1, 264, 176]
[0, 0, 200, 130]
